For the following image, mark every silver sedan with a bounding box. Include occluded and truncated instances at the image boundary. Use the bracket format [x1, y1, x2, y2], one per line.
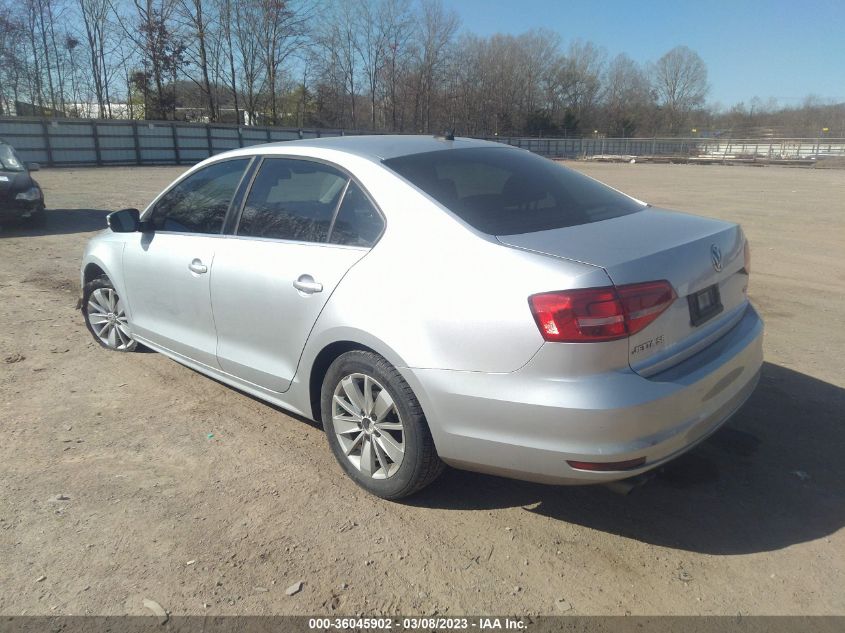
[80, 136, 763, 499]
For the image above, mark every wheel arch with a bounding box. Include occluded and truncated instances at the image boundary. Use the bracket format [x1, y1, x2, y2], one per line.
[80, 255, 115, 298]
[80, 236, 131, 312]
[83, 262, 108, 285]
[304, 331, 411, 423]
[308, 340, 380, 422]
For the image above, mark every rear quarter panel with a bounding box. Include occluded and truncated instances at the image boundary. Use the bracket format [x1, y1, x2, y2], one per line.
[299, 157, 613, 375]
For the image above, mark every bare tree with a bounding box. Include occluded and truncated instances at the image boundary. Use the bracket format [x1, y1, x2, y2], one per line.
[43, 0, 71, 112]
[544, 40, 605, 134]
[254, 0, 312, 125]
[33, 0, 59, 111]
[0, 11, 27, 113]
[215, 0, 238, 122]
[231, 2, 265, 122]
[370, 0, 413, 130]
[122, 0, 187, 120]
[413, 0, 458, 132]
[353, 0, 398, 130]
[602, 53, 653, 136]
[652, 45, 708, 132]
[314, 1, 359, 127]
[176, 0, 216, 120]
[63, 33, 82, 111]
[4, 1, 840, 139]
[79, 0, 119, 116]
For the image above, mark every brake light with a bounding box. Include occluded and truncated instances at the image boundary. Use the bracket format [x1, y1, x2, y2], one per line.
[617, 281, 678, 335]
[528, 281, 676, 343]
[529, 287, 625, 342]
[743, 240, 751, 274]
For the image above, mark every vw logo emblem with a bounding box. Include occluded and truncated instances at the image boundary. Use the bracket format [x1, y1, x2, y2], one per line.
[710, 244, 723, 272]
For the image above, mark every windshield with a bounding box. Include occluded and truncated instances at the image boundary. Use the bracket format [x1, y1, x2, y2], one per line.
[0, 144, 25, 172]
[382, 147, 643, 235]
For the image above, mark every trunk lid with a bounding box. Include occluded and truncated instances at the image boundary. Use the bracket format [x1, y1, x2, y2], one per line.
[497, 207, 749, 376]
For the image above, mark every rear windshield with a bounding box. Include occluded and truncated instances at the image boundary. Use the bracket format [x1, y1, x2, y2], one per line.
[382, 147, 643, 235]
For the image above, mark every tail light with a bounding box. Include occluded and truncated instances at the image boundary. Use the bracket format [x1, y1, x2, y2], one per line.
[528, 281, 676, 343]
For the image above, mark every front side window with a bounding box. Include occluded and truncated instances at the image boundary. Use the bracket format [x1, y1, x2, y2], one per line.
[382, 147, 643, 235]
[329, 182, 384, 247]
[150, 158, 249, 234]
[238, 158, 348, 243]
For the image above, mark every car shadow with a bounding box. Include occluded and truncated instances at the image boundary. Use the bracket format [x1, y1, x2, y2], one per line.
[0, 208, 110, 237]
[408, 361, 845, 555]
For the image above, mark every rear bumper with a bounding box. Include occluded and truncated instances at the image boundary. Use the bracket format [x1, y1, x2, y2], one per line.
[402, 304, 764, 484]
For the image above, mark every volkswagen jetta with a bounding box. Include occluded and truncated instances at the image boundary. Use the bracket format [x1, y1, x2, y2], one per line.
[80, 136, 763, 499]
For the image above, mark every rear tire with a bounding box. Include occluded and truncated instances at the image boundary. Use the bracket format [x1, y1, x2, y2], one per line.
[82, 276, 137, 352]
[321, 350, 443, 499]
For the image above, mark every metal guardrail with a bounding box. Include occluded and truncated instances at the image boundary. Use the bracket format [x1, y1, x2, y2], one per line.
[1, 116, 843, 167]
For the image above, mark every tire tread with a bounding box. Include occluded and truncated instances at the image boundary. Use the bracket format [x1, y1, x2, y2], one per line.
[81, 275, 137, 352]
[322, 350, 444, 499]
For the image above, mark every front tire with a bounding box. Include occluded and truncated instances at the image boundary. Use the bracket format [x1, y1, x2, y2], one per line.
[82, 276, 137, 352]
[321, 350, 443, 499]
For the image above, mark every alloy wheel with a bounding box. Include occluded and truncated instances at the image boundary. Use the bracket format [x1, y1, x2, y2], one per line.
[87, 287, 134, 350]
[331, 373, 406, 479]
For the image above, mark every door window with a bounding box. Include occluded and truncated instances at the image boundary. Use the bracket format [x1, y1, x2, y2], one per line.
[149, 158, 249, 234]
[328, 182, 384, 247]
[237, 158, 348, 243]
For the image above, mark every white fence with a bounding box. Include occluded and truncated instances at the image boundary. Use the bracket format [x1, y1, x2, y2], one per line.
[2, 117, 843, 167]
[481, 136, 845, 162]
[0, 117, 361, 167]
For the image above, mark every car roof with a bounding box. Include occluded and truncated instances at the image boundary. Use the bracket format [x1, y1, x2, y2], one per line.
[254, 135, 507, 161]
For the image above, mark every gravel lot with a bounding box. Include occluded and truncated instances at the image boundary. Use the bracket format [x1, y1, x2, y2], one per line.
[1, 161, 843, 616]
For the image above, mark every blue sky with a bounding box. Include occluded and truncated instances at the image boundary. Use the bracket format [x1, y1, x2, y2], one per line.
[443, 0, 845, 108]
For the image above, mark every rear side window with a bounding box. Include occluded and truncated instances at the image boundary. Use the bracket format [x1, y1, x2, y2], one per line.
[329, 182, 384, 247]
[150, 158, 249, 234]
[382, 147, 643, 235]
[238, 158, 347, 242]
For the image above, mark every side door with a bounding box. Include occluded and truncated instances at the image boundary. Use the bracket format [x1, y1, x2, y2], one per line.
[211, 157, 384, 392]
[122, 157, 251, 368]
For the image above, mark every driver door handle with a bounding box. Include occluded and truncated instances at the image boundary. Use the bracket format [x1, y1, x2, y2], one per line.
[293, 274, 323, 294]
[189, 258, 208, 274]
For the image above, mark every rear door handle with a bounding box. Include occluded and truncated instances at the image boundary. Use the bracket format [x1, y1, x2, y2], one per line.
[293, 274, 323, 294]
[189, 258, 208, 274]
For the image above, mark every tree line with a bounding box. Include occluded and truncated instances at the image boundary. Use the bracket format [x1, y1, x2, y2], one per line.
[1, 0, 842, 138]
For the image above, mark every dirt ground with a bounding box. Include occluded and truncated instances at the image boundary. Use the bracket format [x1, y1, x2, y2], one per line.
[1, 162, 843, 617]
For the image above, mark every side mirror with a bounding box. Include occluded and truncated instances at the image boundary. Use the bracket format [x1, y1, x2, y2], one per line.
[107, 208, 141, 233]
[27, 162, 40, 171]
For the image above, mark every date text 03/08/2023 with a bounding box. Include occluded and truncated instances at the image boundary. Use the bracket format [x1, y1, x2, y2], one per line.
[307, 617, 527, 630]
